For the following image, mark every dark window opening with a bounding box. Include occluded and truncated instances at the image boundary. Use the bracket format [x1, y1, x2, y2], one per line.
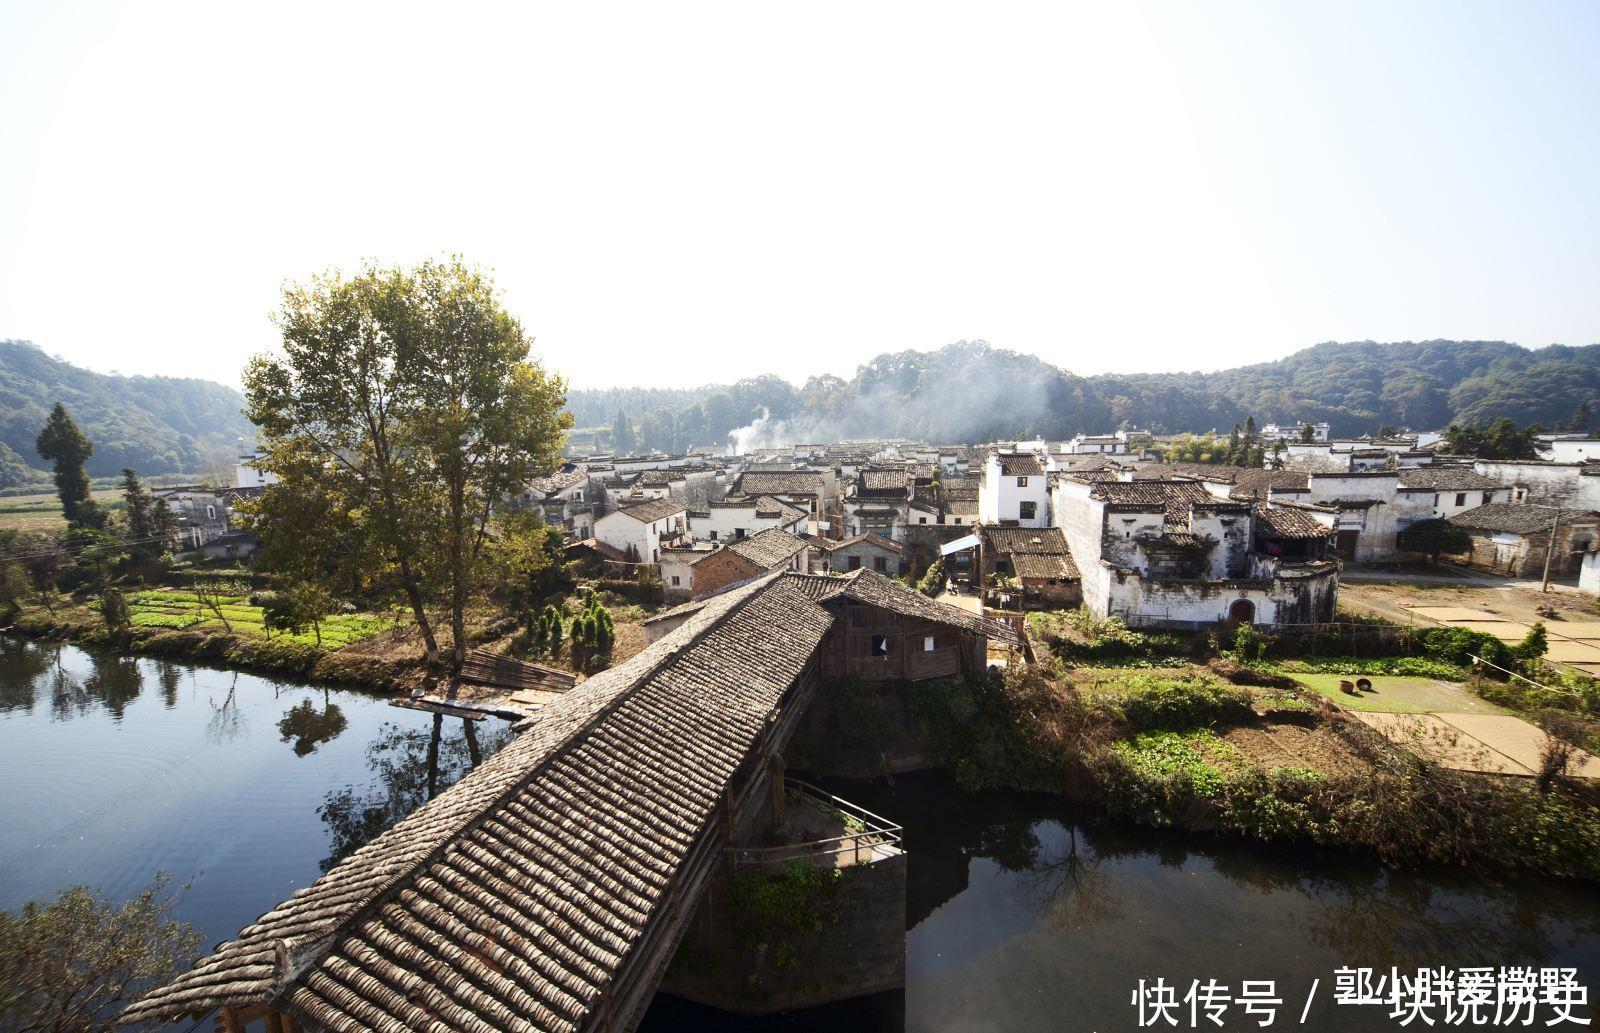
[1454, 493, 1466, 507]
[871, 634, 890, 656]
[1019, 501, 1037, 520]
[848, 555, 862, 570]
[873, 556, 887, 572]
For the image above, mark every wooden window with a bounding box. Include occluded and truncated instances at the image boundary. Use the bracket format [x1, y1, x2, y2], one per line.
[671, 575, 680, 585]
[923, 635, 935, 652]
[873, 556, 887, 572]
[1017, 476, 1029, 487]
[848, 555, 862, 570]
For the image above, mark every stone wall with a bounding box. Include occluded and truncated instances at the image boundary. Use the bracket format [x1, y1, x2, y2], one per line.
[661, 854, 907, 1015]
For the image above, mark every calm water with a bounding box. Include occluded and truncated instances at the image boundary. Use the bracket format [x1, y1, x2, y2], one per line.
[646, 776, 1600, 1031]
[1, 638, 1595, 1032]
[0, 636, 511, 950]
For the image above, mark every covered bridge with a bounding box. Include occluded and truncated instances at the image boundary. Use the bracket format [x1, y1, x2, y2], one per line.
[123, 570, 1013, 1033]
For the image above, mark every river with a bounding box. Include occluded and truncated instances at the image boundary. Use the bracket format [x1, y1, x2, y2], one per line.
[1, 638, 1595, 1031]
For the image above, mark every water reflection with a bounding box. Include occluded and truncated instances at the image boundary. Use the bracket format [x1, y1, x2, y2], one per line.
[317, 714, 512, 871]
[752, 773, 1600, 1032]
[0, 637, 55, 712]
[83, 652, 143, 720]
[278, 691, 348, 756]
[205, 677, 246, 742]
[153, 659, 182, 709]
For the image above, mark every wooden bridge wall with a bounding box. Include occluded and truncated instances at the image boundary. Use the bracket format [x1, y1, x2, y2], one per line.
[817, 599, 984, 682]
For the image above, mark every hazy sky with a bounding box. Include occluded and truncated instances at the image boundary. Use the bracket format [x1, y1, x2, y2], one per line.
[2, 2, 1597, 391]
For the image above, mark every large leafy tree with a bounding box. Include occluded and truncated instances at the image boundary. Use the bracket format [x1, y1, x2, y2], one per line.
[35, 403, 101, 526]
[245, 258, 571, 669]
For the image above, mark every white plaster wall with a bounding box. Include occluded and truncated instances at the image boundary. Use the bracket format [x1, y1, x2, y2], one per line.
[689, 505, 806, 542]
[979, 454, 1051, 526]
[1427, 487, 1513, 520]
[1051, 479, 1114, 619]
[1472, 462, 1600, 510]
[1546, 440, 1600, 463]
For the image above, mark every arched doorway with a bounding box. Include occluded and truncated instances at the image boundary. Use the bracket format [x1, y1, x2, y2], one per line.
[1228, 599, 1256, 624]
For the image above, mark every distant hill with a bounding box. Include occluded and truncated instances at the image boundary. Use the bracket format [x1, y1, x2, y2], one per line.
[569, 339, 1600, 451]
[0, 340, 252, 482]
[7, 337, 1597, 485]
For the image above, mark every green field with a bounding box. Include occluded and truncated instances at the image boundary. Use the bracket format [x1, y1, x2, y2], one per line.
[1292, 672, 1506, 714]
[0, 490, 125, 531]
[125, 589, 397, 649]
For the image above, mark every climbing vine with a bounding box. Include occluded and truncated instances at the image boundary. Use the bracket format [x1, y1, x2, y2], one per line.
[726, 861, 842, 970]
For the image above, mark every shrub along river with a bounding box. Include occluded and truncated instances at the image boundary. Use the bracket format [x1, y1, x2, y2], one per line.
[1, 637, 1595, 1031]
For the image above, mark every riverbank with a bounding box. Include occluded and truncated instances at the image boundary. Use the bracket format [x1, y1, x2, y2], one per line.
[7, 602, 432, 692]
[791, 660, 1600, 882]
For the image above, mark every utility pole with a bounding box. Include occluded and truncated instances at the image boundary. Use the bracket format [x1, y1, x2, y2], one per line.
[1541, 506, 1561, 593]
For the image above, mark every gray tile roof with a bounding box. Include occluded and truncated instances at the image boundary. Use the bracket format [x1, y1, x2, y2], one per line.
[614, 498, 686, 523]
[735, 471, 825, 497]
[1448, 503, 1598, 535]
[824, 532, 904, 554]
[1254, 504, 1334, 541]
[1395, 468, 1509, 492]
[725, 527, 810, 568]
[996, 454, 1044, 476]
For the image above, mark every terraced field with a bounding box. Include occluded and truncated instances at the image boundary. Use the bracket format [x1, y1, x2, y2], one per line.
[125, 589, 396, 648]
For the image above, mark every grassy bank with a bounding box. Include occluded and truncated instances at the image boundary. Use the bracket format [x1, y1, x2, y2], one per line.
[839, 661, 1600, 881]
[7, 597, 427, 692]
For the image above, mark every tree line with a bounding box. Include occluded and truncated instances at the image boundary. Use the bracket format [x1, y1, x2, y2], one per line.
[566, 338, 1600, 452]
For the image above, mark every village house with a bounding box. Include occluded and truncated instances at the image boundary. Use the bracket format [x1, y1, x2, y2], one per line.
[1539, 435, 1600, 463]
[1051, 476, 1339, 629]
[1261, 421, 1331, 442]
[685, 527, 813, 598]
[687, 495, 808, 542]
[966, 525, 1080, 607]
[979, 451, 1050, 527]
[821, 532, 909, 576]
[842, 466, 914, 540]
[592, 497, 687, 564]
[1392, 467, 1513, 520]
[231, 444, 278, 488]
[605, 468, 676, 511]
[1061, 431, 1135, 455]
[1295, 472, 1433, 562]
[1471, 459, 1600, 510]
[657, 540, 721, 601]
[522, 462, 597, 539]
[733, 470, 827, 521]
[1445, 504, 1600, 578]
[153, 486, 231, 552]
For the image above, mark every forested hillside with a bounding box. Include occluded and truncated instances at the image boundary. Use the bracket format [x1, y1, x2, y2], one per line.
[570, 339, 1600, 452]
[0, 340, 252, 481]
[6, 337, 1597, 478]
